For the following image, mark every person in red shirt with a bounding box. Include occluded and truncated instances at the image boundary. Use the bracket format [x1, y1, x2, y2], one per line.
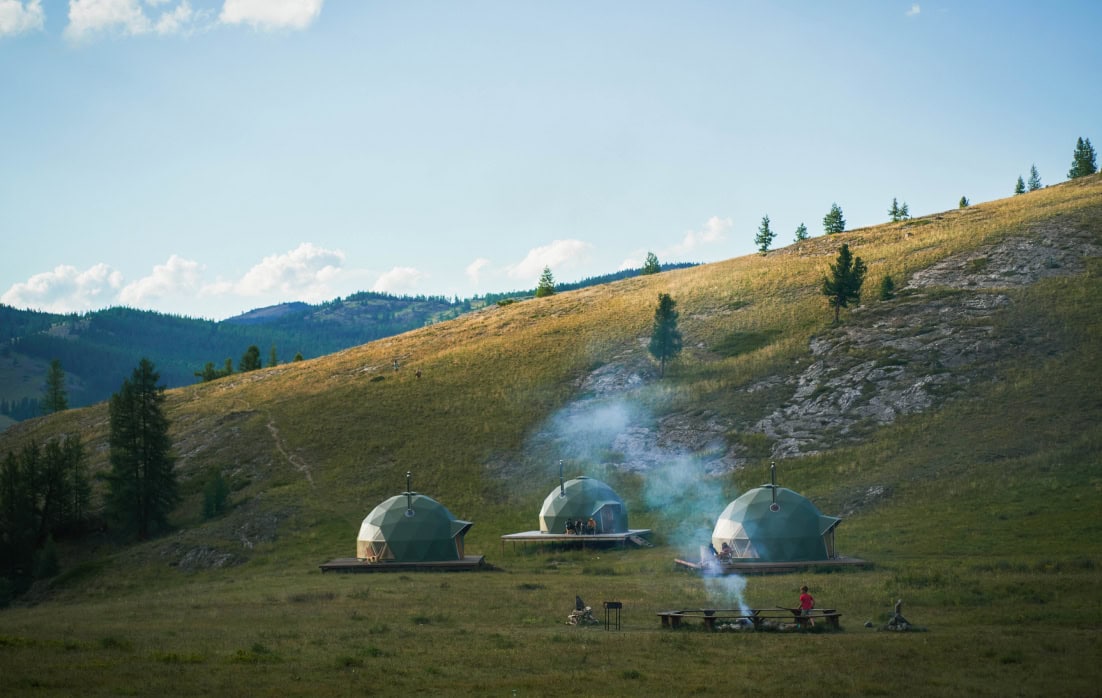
[799, 585, 816, 626]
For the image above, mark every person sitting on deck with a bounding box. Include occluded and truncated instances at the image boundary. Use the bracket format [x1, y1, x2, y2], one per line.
[586, 517, 596, 535]
[565, 520, 576, 535]
[719, 542, 732, 560]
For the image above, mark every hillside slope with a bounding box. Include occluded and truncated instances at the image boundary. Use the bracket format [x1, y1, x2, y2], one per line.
[1, 176, 1100, 697]
[3, 173, 1099, 573]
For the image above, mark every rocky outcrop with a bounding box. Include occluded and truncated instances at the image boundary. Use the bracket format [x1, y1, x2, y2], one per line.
[559, 225, 1099, 471]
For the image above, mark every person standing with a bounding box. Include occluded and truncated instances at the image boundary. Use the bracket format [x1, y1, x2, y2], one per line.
[799, 585, 816, 626]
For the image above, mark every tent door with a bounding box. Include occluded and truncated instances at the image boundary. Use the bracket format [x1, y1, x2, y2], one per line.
[596, 504, 620, 533]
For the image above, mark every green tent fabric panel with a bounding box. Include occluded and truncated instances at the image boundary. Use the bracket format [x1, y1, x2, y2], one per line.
[357, 493, 472, 562]
[711, 486, 838, 562]
[538, 476, 629, 533]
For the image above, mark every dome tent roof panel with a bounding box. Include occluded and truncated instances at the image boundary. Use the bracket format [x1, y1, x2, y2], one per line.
[538, 476, 629, 534]
[357, 493, 472, 563]
[711, 485, 837, 562]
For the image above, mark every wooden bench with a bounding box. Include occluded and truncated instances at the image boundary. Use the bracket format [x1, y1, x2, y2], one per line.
[776, 606, 842, 629]
[658, 608, 842, 630]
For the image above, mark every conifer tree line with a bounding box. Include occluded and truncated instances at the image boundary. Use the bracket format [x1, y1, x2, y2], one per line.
[1, 433, 91, 598]
[2, 357, 181, 603]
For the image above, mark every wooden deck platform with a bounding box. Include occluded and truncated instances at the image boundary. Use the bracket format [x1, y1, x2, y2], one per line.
[319, 556, 486, 573]
[673, 555, 869, 575]
[499, 529, 652, 554]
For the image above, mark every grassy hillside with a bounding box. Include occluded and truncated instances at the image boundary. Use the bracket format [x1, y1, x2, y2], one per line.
[1, 175, 1101, 696]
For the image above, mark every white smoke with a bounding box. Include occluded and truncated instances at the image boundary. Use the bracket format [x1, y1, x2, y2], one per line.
[529, 393, 751, 611]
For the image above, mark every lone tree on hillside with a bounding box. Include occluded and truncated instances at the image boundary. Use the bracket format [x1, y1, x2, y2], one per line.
[889, 198, 911, 222]
[1014, 176, 1026, 195]
[648, 293, 683, 377]
[879, 274, 896, 301]
[1068, 137, 1098, 179]
[823, 203, 846, 235]
[1028, 164, 1042, 191]
[239, 345, 262, 372]
[794, 222, 809, 242]
[105, 358, 178, 541]
[535, 266, 556, 297]
[959, 195, 970, 208]
[821, 244, 868, 323]
[755, 215, 775, 255]
[41, 359, 68, 414]
[642, 252, 661, 275]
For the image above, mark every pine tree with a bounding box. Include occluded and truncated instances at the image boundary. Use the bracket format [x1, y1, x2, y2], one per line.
[1014, 176, 1026, 195]
[821, 244, 868, 323]
[1027, 164, 1042, 191]
[899, 202, 910, 220]
[41, 359, 67, 414]
[755, 215, 775, 255]
[879, 275, 896, 301]
[105, 358, 178, 540]
[888, 198, 901, 222]
[239, 345, 262, 372]
[1068, 137, 1098, 179]
[648, 293, 683, 377]
[642, 252, 661, 275]
[823, 203, 846, 234]
[535, 266, 556, 298]
[959, 196, 970, 208]
[794, 222, 809, 242]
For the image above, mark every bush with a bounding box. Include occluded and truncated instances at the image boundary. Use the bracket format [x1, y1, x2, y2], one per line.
[33, 537, 60, 580]
[202, 471, 230, 519]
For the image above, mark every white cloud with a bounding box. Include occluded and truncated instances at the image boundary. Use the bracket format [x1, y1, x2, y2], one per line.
[64, 0, 198, 40]
[666, 215, 732, 257]
[230, 242, 345, 300]
[0, 0, 44, 36]
[117, 254, 202, 307]
[465, 257, 491, 286]
[219, 0, 322, 30]
[66, 0, 151, 38]
[1, 263, 124, 313]
[372, 266, 426, 294]
[153, 0, 193, 35]
[906, 4, 921, 17]
[507, 239, 594, 282]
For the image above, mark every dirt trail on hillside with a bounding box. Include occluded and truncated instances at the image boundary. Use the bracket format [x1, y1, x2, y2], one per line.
[265, 416, 314, 486]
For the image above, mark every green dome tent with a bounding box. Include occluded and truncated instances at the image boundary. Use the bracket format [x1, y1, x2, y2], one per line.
[539, 476, 628, 534]
[357, 492, 472, 563]
[711, 485, 841, 562]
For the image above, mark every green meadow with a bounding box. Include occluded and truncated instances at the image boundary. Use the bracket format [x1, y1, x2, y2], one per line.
[2, 175, 1101, 696]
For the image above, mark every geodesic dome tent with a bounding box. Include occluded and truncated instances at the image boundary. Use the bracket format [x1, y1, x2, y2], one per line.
[711, 485, 841, 562]
[357, 492, 472, 563]
[539, 476, 629, 534]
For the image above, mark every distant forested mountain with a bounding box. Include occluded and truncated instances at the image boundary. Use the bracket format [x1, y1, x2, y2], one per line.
[0, 263, 696, 424]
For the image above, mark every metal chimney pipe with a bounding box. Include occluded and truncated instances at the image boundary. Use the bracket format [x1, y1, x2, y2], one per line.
[406, 471, 413, 514]
[770, 461, 777, 506]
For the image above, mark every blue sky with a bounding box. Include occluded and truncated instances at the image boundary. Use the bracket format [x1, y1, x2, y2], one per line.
[1, 1, 1099, 320]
